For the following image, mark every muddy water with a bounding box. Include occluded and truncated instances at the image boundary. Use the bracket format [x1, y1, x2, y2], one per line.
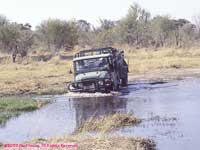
[118, 78, 200, 150]
[0, 78, 200, 150]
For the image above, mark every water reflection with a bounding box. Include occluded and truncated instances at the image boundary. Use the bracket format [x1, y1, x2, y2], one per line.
[0, 112, 20, 128]
[0, 95, 127, 143]
[71, 96, 127, 128]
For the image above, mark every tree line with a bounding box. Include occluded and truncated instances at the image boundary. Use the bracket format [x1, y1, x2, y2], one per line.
[1, 3, 200, 57]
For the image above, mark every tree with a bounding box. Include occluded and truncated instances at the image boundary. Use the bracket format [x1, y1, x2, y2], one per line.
[36, 19, 78, 51]
[194, 14, 200, 37]
[95, 19, 118, 47]
[0, 23, 21, 53]
[179, 23, 196, 47]
[150, 16, 173, 47]
[77, 20, 94, 47]
[117, 3, 151, 46]
[17, 23, 34, 57]
[0, 21, 34, 62]
[99, 19, 116, 31]
[0, 15, 8, 26]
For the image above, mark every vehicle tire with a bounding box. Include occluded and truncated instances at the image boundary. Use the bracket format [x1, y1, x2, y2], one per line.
[105, 89, 110, 93]
[121, 76, 128, 87]
[116, 84, 120, 91]
[113, 83, 119, 91]
[68, 83, 75, 92]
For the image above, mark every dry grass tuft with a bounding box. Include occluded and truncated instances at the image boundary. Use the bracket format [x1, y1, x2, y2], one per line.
[76, 113, 141, 133]
[26, 113, 154, 150]
[30, 135, 155, 150]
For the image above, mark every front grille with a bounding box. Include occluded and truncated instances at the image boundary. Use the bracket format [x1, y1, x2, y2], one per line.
[82, 79, 96, 86]
[83, 81, 93, 86]
[81, 80, 97, 90]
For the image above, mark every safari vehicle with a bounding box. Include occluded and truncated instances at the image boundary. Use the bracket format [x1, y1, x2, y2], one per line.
[68, 47, 128, 92]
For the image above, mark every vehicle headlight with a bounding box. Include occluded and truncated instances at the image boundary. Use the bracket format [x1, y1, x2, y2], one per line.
[105, 79, 111, 86]
[98, 80, 104, 86]
[105, 79, 111, 83]
[73, 83, 78, 87]
[78, 83, 83, 87]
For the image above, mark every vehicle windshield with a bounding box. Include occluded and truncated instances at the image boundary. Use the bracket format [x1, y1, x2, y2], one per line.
[75, 57, 109, 72]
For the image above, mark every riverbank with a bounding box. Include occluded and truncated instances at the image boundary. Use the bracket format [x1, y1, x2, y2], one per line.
[1, 47, 200, 96]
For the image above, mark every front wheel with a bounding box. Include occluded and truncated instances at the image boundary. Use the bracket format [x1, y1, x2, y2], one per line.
[121, 77, 128, 87]
[113, 82, 119, 91]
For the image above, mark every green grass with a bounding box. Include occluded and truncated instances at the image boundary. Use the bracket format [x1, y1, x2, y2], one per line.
[0, 97, 49, 111]
[0, 97, 50, 125]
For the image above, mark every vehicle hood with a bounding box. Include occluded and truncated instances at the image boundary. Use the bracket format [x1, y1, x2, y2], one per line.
[75, 71, 109, 82]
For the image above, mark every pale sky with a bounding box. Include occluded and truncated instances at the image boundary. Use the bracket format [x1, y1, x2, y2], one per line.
[0, 0, 200, 28]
